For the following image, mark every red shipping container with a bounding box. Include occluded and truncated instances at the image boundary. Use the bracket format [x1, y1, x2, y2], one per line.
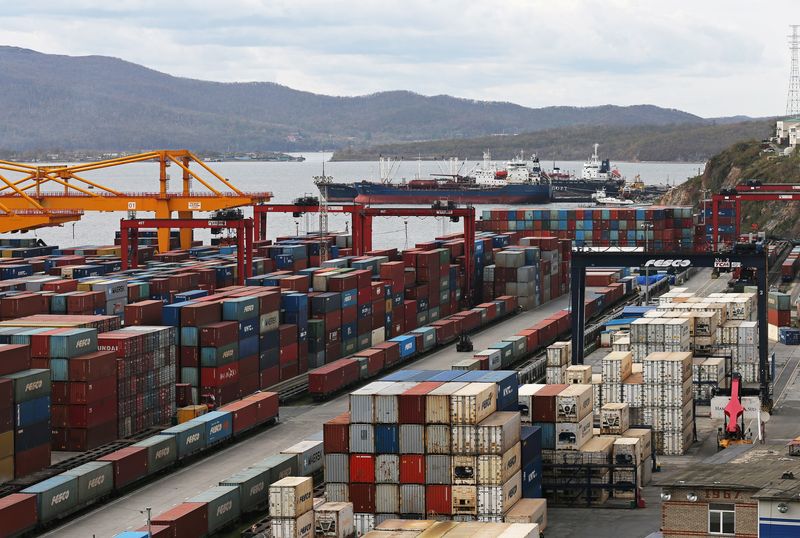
[151, 502, 209, 538]
[373, 342, 400, 366]
[349, 484, 376, 513]
[354, 349, 385, 377]
[68, 350, 117, 381]
[180, 302, 221, 327]
[531, 384, 568, 423]
[42, 279, 79, 293]
[199, 321, 238, 347]
[279, 324, 297, 347]
[219, 398, 259, 434]
[0, 344, 30, 376]
[243, 391, 279, 424]
[180, 346, 199, 368]
[239, 354, 259, 376]
[398, 382, 442, 424]
[400, 454, 425, 484]
[323, 412, 350, 454]
[99, 446, 149, 488]
[517, 329, 539, 353]
[259, 366, 279, 389]
[308, 358, 359, 397]
[52, 419, 117, 451]
[200, 363, 239, 388]
[54, 395, 116, 428]
[124, 300, 164, 326]
[0, 493, 37, 537]
[426, 485, 452, 516]
[14, 443, 50, 478]
[67, 375, 117, 405]
[349, 454, 376, 483]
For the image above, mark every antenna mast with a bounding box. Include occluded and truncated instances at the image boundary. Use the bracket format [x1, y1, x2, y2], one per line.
[788, 25, 800, 116]
[318, 150, 330, 262]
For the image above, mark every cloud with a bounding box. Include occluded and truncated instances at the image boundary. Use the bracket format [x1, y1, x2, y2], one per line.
[0, 0, 793, 116]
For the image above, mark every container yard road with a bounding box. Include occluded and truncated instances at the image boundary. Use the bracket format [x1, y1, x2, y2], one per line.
[44, 268, 800, 538]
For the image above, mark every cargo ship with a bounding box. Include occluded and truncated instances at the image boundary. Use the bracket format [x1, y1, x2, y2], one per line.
[547, 144, 626, 197]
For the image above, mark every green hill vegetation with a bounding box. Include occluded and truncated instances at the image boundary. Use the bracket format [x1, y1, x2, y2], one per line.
[332, 121, 772, 162]
[660, 140, 800, 237]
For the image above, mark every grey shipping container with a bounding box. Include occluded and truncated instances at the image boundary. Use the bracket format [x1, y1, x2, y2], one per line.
[4, 369, 51, 402]
[400, 484, 425, 514]
[349, 424, 375, 453]
[325, 454, 350, 484]
[281, 440, 324, 476]
[21, 474, 78, 523]
[349, 382, 392, 423]
[159, 422, 206, 459]
[132, 435, 177, 474]
[399, 424, 425, 454]
[60, 461, 113, 505]
[375, 454, 400, 483]
[220, 467, 270, 513]
[376, 483, 399, 513]
[425, 425, 451, 454]
[326, 483, 349, 503]
[425, 455, 451, 485]
[374, 513, 398, 526]
[375, 383, 416, 423]
[188, 485, 241, 534]
[252, 453, 298, 484]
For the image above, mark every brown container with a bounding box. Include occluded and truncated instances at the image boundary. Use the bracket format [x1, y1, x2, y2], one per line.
[98, 446, 149, 489]
[0, 344, 31, 376]
[398, 382, 443, 424]
[199, 321, 239, 347]
[124, 300, 164, 326]
[323, 412, 351, 454]
[180, 302, 221, 327]
[67, 350, 117, 381]
[151, 502, 209, 538]
[531, 384, 568, 423]
[219, 398, 259, 434]
[14, 443, 50, 478]
[243, 391, 279, 424]
[0, 493, 37, 537]
[349, 483, 376, 513]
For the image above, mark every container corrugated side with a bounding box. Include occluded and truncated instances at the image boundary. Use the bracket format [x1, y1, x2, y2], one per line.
[425, 455, 451, 485]
[477, 442, 521, 486]
[399, 424, 425, 454]
[271, 509, 314, 538]
[60, 461, 113, 505]
[375, 454, 400, 483]
[451, 383, 497, 425]
[425, 425, 451, 454]
[477, 412, 521, 455]
[325, 454, 349, 484]
[425, 382, 468, 424]
[375, 484, 399, 513]
[477, 470, 522, 516]
[281, 440, 324, 477]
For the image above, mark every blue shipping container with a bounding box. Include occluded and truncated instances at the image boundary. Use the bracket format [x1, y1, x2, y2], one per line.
[520, 425, 542, 466]
[522, 458, 543, 498]
[390, 335, 416, 358]
[532, 422, 555, 450]
[15, 396, 50, 428]
[375, 424, 400, 453]
[191, 411, 232, 445]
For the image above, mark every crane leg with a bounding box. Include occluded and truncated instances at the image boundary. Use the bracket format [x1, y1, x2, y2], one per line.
[156, 203, 171, 253]
[178, 211, 193, 249]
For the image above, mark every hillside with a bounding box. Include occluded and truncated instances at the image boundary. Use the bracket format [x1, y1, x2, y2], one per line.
[0, 46, 710, 152]
[660, 141, 800, 237]
[332, 120, 773, 162]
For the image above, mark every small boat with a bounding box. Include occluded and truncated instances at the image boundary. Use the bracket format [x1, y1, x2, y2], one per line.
[592, 188, 635, 205]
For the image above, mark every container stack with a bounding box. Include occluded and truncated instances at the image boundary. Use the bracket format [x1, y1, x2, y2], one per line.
[0, 344, 51, 481]
[477, 206, 696, 251]
[270, 476, 314, 538]
[489, 248, 539, 311]
[323, 372, 544, 534]
[781, 245, 800, 282]
[768, 290, 792, 333]
[545, 342, 570, 384]
[718, 321, 758, 382]
[692, 357, 726, 403]
[642, 352, 693, 455]
[600, 351, 632, 406]
[629, 318, 691, 362]
[701, 198, 737, 247]
[97, 326, 177, 437]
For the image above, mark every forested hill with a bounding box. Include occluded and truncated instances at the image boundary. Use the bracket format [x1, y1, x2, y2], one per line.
[1, 46, 712, 152]
[332, 120, 772, 162]
[660, 141, 800, 236]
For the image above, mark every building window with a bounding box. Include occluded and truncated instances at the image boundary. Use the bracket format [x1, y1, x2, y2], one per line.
[709, 503, 735, 535]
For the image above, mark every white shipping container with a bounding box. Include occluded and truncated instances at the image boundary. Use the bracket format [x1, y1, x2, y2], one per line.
[474, 349, 502, 371]
[353, 513, 375, 537]
[555, 384, 593, 422]
[452, 425, 478, 455]
[545, 365, 566, 384]
[503, 498, 547, 530]
[399, 484, 425, 514]
[565, 365, 592, 385]
[314, 502, 354, 538]
[477, 442, 521, 486]
[452, 455, 478, 485]
[602, 351, 632, 383]
[612, 437, 641, 465]
[281, 440, 324, 477]
[498, 523, 540, 538]
[374, 454, 399, 483]
[451, 383, 497, 425]
[600, 403, 630, 435]
[426, 382, 469, 424]
[452, 486, 478, 515]
[375, 484, 399, 513]
[477, 412, 521, 455]
[622, 378, 644, 408]
[270, 477, 314, 518]
[477, 470, 522, 515]
[517, 384, 546, 422]
[555, 413, 593, 451]
[271, 510, 314, 538]
[325, 483, 349, 503]
[545, 342, 571, 366]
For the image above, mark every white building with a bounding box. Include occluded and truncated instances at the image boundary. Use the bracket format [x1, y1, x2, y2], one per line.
[776, 118, 800, 147]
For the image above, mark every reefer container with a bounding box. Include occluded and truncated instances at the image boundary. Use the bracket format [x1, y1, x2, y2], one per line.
[425, 382, 468, 424]
[451, 383, 497, 425]
[555, 384, 593, 422]
[0, 494, 38, 538]
[349, 382, 393, 423]
[374, 382, 417, 423]
[530, 384, 567, 423]
[271, 509, 314, 538]
[60, 461, 113, 505]
[477, 412, 521, 455]
[554, 413, 593, 451]
[504, 498, 547, 530]
[21, 474, 78, 523]
[188, 485, 241, 534]
[613, 437, 642, 465]
[315, 501, 355, 538]
[477, 442, 521, 486]
[451, 425, 478, 455]
[477, 471, 522, 516]
[425, 424, 451, 454]
[375, 454, 400, 483]
[220, 467, 270, 513]
[159, 422, 206, 459]
[600, 402, 630, 435]
[132, 435, 177, 474]
[517, 384, 545, 422]
[281, 440, 324, 476]
[151, 502, 208, 538]
[324, 454, 349, 484]
[451, 485, 477, 515]
[451, 455, 477, 485]
[353, 512, 375, 536]
[269, 476, 313, 518]
[376, 483, 400, 513]
[425, 455, 451, 485]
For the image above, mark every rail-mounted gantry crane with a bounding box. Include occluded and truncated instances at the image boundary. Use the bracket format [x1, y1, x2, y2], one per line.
[0, 150, 272, 251]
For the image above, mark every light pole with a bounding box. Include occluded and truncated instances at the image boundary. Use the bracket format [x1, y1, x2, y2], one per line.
[141, 507, 152, 537]
[641, 222, 653, 304]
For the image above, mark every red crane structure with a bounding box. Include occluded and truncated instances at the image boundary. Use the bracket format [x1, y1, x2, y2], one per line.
[253, 203, 476, 306]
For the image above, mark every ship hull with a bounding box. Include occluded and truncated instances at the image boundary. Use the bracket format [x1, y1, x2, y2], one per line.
[317, 182, 358, 202]
[551, 179, 623, 196]
[353, 182, 551, 204]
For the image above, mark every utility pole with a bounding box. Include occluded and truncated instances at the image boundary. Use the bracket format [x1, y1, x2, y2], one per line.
[788, 25, 800, 117]
[142, 506, 152, 536]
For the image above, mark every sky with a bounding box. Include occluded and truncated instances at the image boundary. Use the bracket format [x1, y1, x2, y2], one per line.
[2, 1, 796, 117]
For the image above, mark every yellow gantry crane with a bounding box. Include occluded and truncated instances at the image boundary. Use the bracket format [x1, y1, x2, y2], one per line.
[0, 150, 272, 251]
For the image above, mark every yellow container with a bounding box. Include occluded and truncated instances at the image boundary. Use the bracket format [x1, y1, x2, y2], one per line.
[177, 404, 208, 424]
[0, 455, 13, 483]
